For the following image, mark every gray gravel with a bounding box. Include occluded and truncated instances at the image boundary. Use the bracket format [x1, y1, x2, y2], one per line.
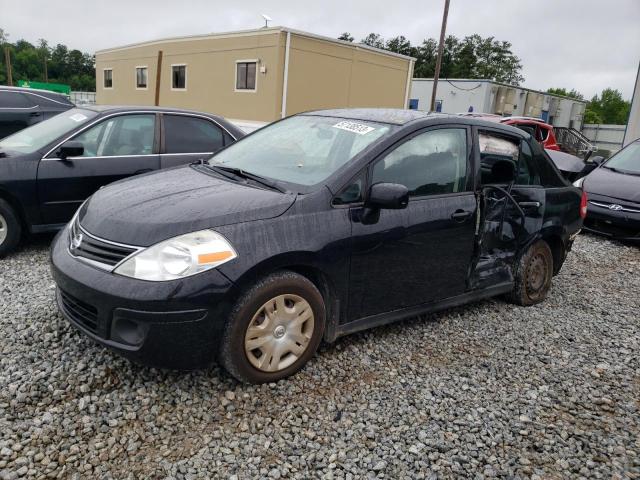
[0, 233, 639, 479]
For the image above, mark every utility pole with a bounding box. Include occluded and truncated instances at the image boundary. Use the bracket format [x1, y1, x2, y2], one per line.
[430, 0, 450, 111]
[4, 47, 13, 86]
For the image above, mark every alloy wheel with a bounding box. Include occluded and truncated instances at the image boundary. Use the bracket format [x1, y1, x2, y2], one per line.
[244, 294, 315, 372]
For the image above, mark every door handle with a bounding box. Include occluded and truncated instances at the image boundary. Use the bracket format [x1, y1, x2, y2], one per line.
[451, 209, 473, 222]
[518, 201, 541, 208]
[30, 112, 42, 117]
[134, 168, 153, 174]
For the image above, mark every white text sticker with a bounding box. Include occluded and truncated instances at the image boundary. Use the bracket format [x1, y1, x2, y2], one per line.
[332, 121, 375, 135]
[69, 113, 87, 122]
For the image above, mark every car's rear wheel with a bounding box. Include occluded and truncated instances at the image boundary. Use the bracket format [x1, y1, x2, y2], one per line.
[0, 199, 21, 257]
[507, 239, 553, 306]
[219, 271, 325, 383]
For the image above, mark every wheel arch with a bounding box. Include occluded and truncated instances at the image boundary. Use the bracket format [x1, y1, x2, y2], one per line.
[0, 187, 27, 231]
[539, 227, 567, 275]
[223, 252, 343, 343]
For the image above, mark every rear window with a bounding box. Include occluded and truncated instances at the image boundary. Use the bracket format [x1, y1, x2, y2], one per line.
[0, 91, 33, 108]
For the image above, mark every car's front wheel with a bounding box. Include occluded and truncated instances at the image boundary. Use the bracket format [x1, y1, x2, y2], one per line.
[219, 271, 325, 383]
[507, 239, 553, 306]
[0, 199, 21, 257]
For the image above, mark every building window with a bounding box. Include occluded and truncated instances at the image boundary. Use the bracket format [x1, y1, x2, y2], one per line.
[136, 67, 147, 89]
[103, 69, 113, 89]
[172, 65, 186, 90]
[235, 61, 257, 91]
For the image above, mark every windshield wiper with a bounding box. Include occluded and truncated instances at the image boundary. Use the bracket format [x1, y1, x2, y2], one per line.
[603, 165, 640, 176]
[209, 164, 287, 193]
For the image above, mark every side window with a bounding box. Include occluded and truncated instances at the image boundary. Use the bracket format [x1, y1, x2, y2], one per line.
[72, 114, 155, 157]
[372, 128, 468, 197]
[164, 115, 223, 153]
[517, 140, 540, 185]
[479, 132, 520, 185]
[0, 91, 33, 108]
[530, 141, 567, 187]
[333, 172, 365, 206]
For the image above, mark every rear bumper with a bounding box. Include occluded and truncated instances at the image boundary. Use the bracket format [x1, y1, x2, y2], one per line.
[50, 227, 237, 369]
[584, 201, 640, 243]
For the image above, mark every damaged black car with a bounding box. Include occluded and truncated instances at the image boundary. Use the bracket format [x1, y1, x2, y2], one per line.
[51, 109, 585, 383]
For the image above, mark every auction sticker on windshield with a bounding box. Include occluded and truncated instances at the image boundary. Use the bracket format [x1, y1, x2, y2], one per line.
[333, 121, 375, 135]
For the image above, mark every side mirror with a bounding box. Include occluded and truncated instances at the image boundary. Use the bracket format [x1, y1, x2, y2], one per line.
[366, 183, 409, 210]
[590, 155, 605, 166]
[58, 140, 84, 160]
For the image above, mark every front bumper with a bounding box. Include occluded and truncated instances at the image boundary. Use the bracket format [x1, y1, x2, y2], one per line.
[584, 198, 640, 243]
[50, 227, 237, 369]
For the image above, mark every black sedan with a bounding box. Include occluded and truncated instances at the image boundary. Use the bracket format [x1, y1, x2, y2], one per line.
[575, 138, 640, 243]
[0, 86, 74, 139]
[51, 109, 584, 383]
[0, 106, 244, 255]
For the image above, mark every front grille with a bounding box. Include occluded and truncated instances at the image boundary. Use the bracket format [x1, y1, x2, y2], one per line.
[69, 218, 138, 269]
[588, 200, 640, 214]
[59, 289, 99, 334]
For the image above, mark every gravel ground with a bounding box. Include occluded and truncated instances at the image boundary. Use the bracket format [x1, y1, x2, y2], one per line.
[0, 233, 639, 479]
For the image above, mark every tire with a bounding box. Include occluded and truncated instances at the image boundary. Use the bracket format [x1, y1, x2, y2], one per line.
[507, 239, 554, 306]
[219, 270, 326, 383]
[0, 199, 21, 257]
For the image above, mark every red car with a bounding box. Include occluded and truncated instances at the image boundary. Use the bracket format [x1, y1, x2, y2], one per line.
[499, 117, 560, 151]
[462, 114, 560, 151]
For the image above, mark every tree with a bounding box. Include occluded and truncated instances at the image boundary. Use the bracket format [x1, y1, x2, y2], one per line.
[546, 87, 584, 100]
[586, 88, 631, 125]
[361, 33, 385, 49]
[0, 30, 95, 91]
[338, 32, 353, 42]
[385, 36, 415, 57]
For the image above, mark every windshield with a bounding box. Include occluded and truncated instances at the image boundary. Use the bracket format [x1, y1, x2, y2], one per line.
[0, 108, 98, 154]
[604, 142, 640, 174]
[209, 115, 393, 187]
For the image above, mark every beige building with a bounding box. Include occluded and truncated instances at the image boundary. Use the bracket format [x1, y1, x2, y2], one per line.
[95, 27, 415, 122]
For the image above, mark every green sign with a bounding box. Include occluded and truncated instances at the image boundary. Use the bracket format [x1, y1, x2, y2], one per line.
[17, 80, 71, 96]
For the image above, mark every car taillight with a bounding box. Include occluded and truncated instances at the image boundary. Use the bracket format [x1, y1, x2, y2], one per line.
[580, 191, 588, 219]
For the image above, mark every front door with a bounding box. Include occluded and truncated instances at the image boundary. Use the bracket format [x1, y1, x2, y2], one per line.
[37, 113, 160, 225]
[471, 129, 546, 288]
[347, 126, 477, 321]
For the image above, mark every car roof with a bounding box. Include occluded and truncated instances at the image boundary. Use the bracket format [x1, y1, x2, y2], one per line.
[0, 85, 72, 103]
[300, 108, 528, 136]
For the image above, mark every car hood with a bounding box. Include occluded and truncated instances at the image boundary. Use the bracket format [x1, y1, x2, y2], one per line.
[79, 166, 297, 246]
[583, 167, 640, 203]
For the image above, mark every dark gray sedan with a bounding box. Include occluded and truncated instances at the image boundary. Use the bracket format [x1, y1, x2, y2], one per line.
[0, 106, 244, 255]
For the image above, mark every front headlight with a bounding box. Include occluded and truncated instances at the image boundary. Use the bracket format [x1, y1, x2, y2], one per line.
[114, 230, 237, 281]
[572, 177, 585, 188]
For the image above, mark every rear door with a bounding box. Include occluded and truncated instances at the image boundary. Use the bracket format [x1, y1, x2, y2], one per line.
[471, 128, 546, 288]
[37, 113, 160, 225]
[0, 90, 40, 138]
[160, 114, 232, 168]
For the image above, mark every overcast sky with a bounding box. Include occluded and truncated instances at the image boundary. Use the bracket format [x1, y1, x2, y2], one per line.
[3, 0, 639, 99]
